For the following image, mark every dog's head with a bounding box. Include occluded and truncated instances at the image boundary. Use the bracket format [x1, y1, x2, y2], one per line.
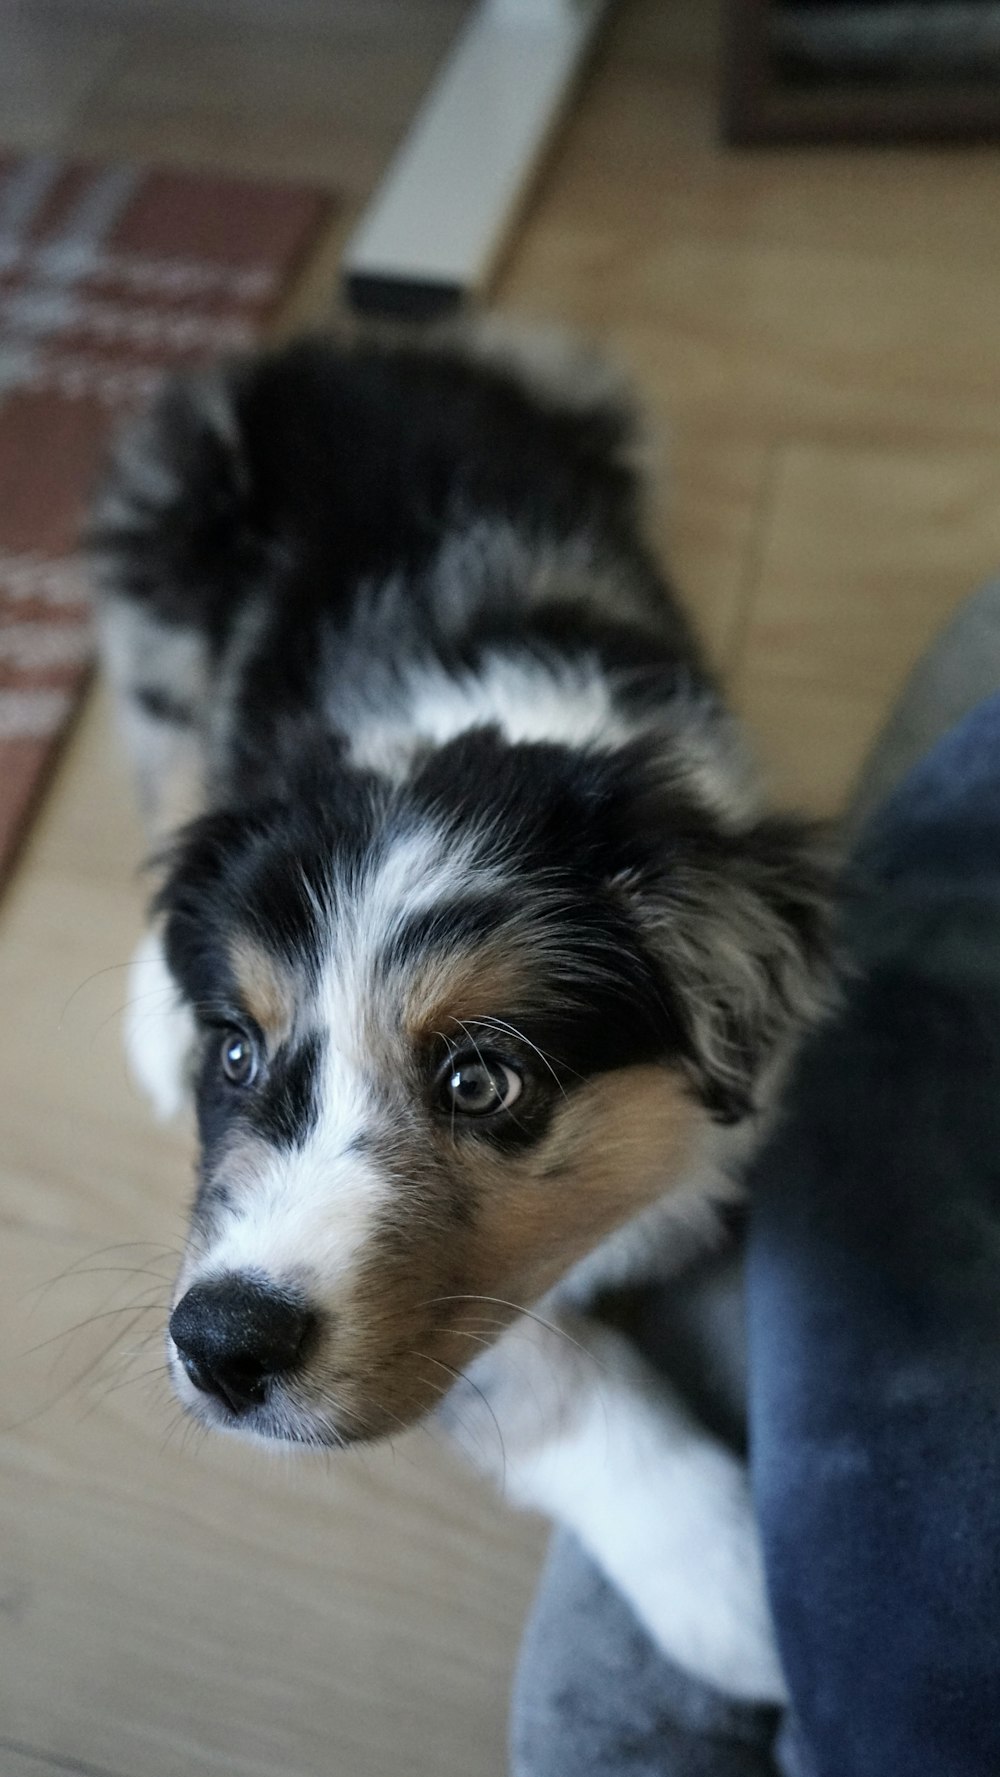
[139, 720, 830, 1447]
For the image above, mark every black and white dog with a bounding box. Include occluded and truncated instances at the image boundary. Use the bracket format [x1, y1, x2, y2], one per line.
[92, 327, 830, 1703]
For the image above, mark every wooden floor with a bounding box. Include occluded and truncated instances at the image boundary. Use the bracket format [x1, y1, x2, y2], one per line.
[3, 3, 1000, 1774]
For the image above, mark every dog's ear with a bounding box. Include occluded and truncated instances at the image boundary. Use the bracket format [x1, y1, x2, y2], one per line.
[614, 799, 836, 1125]
[123, 925, 198, 1120]
[88, 359, 258, 631]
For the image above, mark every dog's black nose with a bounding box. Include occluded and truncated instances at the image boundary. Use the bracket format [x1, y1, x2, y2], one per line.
[169, 1275, 315, 1415]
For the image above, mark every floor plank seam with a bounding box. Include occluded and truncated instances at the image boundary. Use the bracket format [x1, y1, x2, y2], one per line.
[0, 1737, 125, 1777]
[721, 438, 783, 697]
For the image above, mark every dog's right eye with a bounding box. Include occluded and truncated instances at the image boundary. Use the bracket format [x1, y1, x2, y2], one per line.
[220, 1029, 259, 1088]
[437, 1050, 523, 1118]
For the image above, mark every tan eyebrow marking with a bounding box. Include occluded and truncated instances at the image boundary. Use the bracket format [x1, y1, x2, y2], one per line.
[401, 943, 540, 1044]
[229, 936, 297, 1046]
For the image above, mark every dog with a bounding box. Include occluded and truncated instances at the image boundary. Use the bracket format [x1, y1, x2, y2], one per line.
[91, 325, 830, 1705]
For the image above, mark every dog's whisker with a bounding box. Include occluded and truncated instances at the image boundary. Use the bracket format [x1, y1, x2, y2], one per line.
[25, 1296, 166, 1358]
[25, 1240, 181, 1305]
[92, 988, 185, 1043]
[410, 1365, 486, 1461]
[414, 1350, 507, 1492]
[26, 1266, 175, 1320]
[5, 1297, 165, 1435]
[58, 959, 143, 1026]
[87, 1360, 171, 1411]
[156, 1404, 189, 1460]
[418, 1295, 601, 1369]
[474, 1015, 577, 1095]
[427, 1326, 495, 1352]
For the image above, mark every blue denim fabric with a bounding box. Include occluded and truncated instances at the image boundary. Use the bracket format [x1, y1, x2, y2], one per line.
[749, 693, 1000, 1777]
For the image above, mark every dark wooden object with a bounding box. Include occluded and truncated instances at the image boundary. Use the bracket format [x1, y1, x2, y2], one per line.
[724, 0, 1000, 143]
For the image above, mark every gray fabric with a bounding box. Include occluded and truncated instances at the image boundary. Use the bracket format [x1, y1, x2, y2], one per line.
[845, 577, 1000, 841]
[773, 1717, 816, 1777]
[511, 1533, 781, 1777]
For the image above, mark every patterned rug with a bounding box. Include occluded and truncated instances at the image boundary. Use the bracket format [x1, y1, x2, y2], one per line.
[0, 153, 333, 887]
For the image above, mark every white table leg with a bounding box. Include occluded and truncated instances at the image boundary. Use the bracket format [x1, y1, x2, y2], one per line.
[342, 0, 612, 317]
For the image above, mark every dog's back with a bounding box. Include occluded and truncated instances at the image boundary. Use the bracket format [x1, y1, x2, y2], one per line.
[90, 330, 703, 828]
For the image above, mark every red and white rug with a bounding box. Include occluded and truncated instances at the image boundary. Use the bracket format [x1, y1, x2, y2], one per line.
[0, 153, 332, 886]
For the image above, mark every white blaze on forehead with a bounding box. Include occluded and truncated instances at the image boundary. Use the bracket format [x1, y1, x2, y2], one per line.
[324, 818, 505, 1028]
[202, 1053, 387, 1289]
[353, 821, 496, 940]
[188, 821, 493, 1294]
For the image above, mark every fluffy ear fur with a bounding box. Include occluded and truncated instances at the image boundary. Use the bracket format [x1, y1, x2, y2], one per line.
[617, 809, 835, 1124]
[124, 926, 197, 1120]
[88, 362, 258, 630]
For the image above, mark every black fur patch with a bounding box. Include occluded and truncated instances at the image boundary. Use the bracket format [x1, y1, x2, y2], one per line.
[248, 1032, 323, 1151]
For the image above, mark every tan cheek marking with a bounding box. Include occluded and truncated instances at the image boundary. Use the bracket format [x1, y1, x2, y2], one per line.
[196, 1065, 700, 1438]
[229, 937, 297, 1046]
[467, 1066, 704, 1303]
[329, 1068, 701, 1352]
[319, 1069, 703, 1430]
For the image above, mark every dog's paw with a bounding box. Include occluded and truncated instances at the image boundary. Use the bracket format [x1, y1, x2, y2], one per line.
[437, 1309, 786, 1702]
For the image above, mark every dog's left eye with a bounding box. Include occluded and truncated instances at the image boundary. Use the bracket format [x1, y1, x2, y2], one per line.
[438, 1051, 522, 1117]
[220, 1029, 259, 1088]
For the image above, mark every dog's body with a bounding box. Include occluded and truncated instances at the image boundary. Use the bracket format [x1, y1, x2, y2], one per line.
[92, 328, 827, 1705]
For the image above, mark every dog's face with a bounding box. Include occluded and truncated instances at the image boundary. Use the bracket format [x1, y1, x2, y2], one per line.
[141, 722, 829, 1448]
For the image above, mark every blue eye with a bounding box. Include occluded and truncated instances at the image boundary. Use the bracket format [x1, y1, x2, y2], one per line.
[438, 1051, 522, 1117]
[220, 1030, 258, 1087]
